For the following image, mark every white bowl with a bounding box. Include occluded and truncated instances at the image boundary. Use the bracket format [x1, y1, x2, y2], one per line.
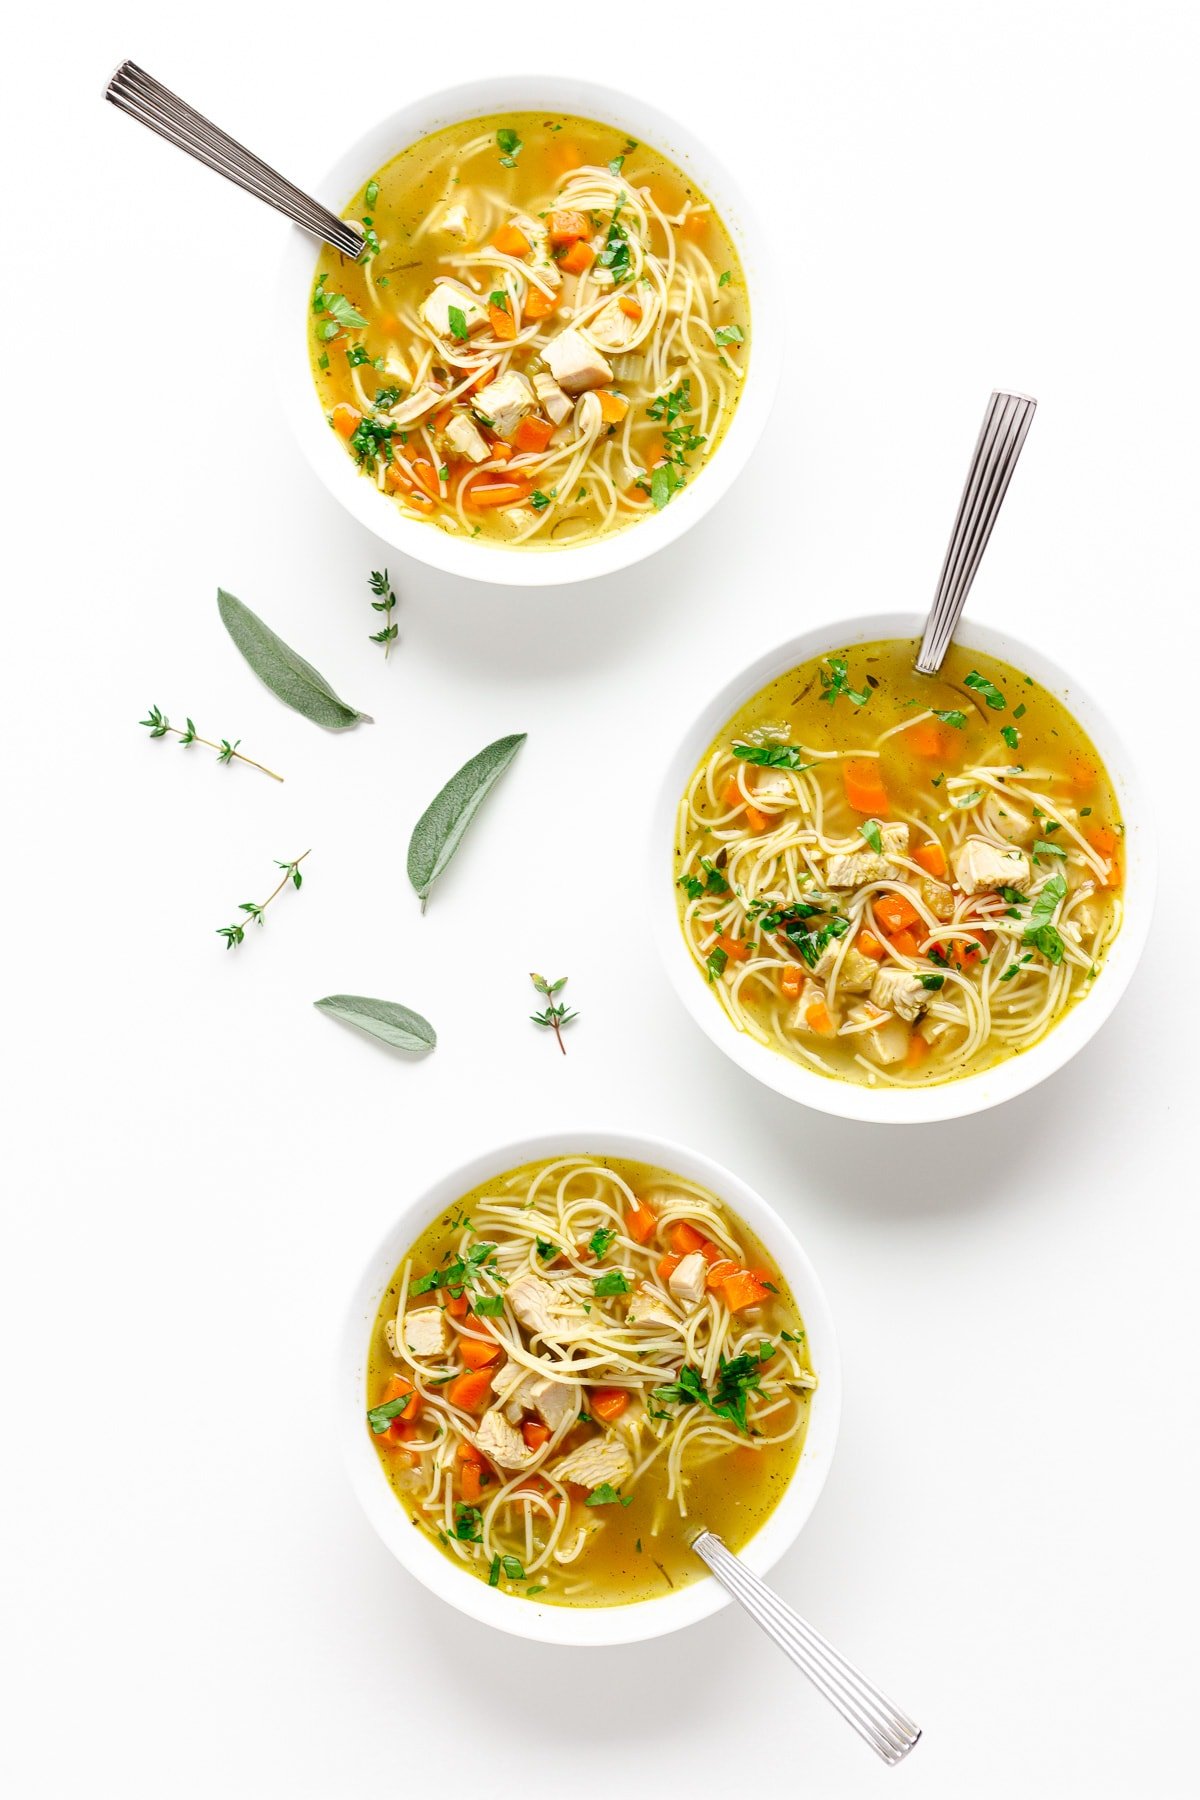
[652, 613, 1156, 1124]
[274, 77, 781, 587]
[339, 1130, 841, 1646]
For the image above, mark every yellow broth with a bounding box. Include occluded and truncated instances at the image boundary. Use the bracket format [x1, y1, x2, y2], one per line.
[675, 639, 1123, 1087]
[367, 1156, 812, 1607]
[310, 114, 749, 547]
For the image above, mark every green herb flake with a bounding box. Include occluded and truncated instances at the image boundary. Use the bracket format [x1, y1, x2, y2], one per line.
[496, 128, 523, 166]
[366, 1393, 412, 1433]
[593, 1269, 631, 1298]
[447, 304, 470, 343]
[589, 1226, 617, 1259]
[733, 743, 815, 770]
[718, 270, 732, 286]
[964, 670, 1007, 710]
[859, 821, 883, 854]
[585, 1482, 633, 1507]
[1002, 725, 1020, 751]
[933, 709, 967, 728]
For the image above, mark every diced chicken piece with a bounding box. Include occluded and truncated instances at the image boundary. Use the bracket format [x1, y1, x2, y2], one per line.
[752, 771, 796, 806]
[788, 978, 835, 1035]
[575, 392, 604, 436]
[552, 1435, 634, 1491]
[809, 929, 850, 979]
[544, 327, 613, 394]
[879, 823, 910, 858]
[384, 383, 443, 427]
[494, 1366, 579, 1432]
[474, 1408, 537, 1471]
[846, 1003, 910, 1065]
[825, 851, 893, 888]
[919, 877, 955, 920]
[668, 1252, 708, 1307]
[835, 945, 879, 993]
[870, 967, 927, 1023]
[626, 1286, 679, 1328]
[443, 413, 490, 463]
[434, 202, 472, 241]
[952, 839, 1032, 896]
[532, 372, 573, 425]
[403, 1306, 447, 1359]
[507, 1273, 578, 1338]
[586, 294, 640, 353]
[476, 369, 535, 440]
[419, 282, 487, 339]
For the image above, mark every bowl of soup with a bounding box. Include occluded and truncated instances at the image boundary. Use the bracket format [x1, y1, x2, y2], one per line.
[653, 614, 1154, 1123]
[273, 78, 780, 585]
[340, 1132, 840, 1644]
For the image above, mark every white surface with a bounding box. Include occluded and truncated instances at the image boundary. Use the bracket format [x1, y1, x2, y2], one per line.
[4, 2, 1198, 1796]
[340, 1131, 841, 1644]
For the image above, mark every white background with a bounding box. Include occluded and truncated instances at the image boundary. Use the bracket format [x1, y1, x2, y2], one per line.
[4, 3, 1198, 1795]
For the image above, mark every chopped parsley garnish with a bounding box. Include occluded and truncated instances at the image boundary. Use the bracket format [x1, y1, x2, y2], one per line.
[472, 1294, 505, 1317]
[453, 1503, 483, 1542]
[535, 1238, 557, 1262]
[496, 127, 523, 167]
[501, 1555, 525, 1580]
[718, 269, 732, 286]
[650, 463, 684, 510]
[345, 344, 370, 367]
[317, 351, 329, 371]
[364, 179, 379, 208]
[920, 973, 946, 990]
[1023, 873, 1067, 963]
[585, 1482, 632, 1507]
[597, 196, 631, 282]
[1001, 725, 1020, 751]
[530, 489, 555, 511]
[952, 788, 984, 808]
[447, 304, 470, 342]
[373, 385, 401, 409]
[859, 821, 883, 854]
[653, 1354, 765, 1433]
[347, 415, 397, 472]
[647, 380, 692, 428]
[1033, 837, 1067, 863]
[933, 709, 967, 728]
[593, 1269, 631, 1298]
[366, 1393, 412, 1433]
[756, 900, 822, 931]
[964, 670, 1007, 710]
[677, 859, 730, 902]
[715, 324, 744, 345]
[819, 655, 871, 707]
[706, 946, 729, 982]
[589, 1226, 617, 1259]
[489, 290, 508, 310]
[999, 954, 1033, 981]
[608, 155, 625, 176]
[318, 291, 368, 333]
[733, 743, 815, 770]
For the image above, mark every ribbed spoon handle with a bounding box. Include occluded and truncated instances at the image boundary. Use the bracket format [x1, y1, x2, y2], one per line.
[915, 390, 1037, 675]
[104, 60, 364, 259]
[691, 1530, 921, 1766]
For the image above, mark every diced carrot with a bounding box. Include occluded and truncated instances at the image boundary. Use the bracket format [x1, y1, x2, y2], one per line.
[470, 365, 497, 394]
[670, 1221, 707, 1256]
[331, 404, 361, 440]
[384, 462, 414, 494]
[781, 964, 804, 998]
[465, 479, 533, 509]
[683, 209, 710, 239]
[406, 491, 436, 514]
[875, 892, 921, 935]
[722, 776, 743, 809]
[557, 240, 595, 275]
[461, 1461, 487, 1504]
[459, 1336, 502, 1370]
[714, 932, 750, 963]
[657, 1251, 683, 1283]
[745, 805, 773, 834]
[856, 929, 886, 961]
[722, 1269, 771, 1313]
[913, 840, 948, 880]
[380, 1375, 422, 1428]
[589, 1388, 630, 1424]
[522, 285, 557, 320]
[906, 719, 946, 758]
[445, 1292, 470, 1319]
[433, 404, 455, 433]
[407, 457, 440, 500]
[488, 302, 516, 341]
[456, 1441, 484, 1465]
[888, 929, 921, 960]
[512, 413, 555, 454]
[626, 1202, 658, 1245]
[596, 390, 629, 424]
[618, 295, 643, 320]
[1085, 824, 1117, 857]
[546, 209, 590, 246]
[546, 140, 583, 176]
[842, 758, 890, 815]
[1069, 755, 1098, 790]
[905, 1034, 929, 1068]
[492, 222, 531, 258]
[949, 938, 983, 971]
[521, 1419, 552, 1450]
[446, 1368, 493, 1412]
[705, 1258, 741, 1289]
[805, 998, 835, 1035]
[696, 1239, 722, 1265]
[488, 440, 514, 463]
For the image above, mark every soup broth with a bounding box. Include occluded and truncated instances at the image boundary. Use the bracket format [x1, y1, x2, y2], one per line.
[674, 639, 1123, 1087]
[366, 1156, 812, 1607]
[310, 114, 749, 547]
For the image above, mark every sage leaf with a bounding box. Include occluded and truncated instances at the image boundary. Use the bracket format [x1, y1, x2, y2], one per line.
[314, 994, 436, 1052]
[217, 589, 370, 731]
[407, 733, 526, 910]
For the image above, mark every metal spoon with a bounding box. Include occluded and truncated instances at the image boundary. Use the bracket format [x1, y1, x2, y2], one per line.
[104, 61, 364, 260]
[915, 390, 1037, 674]
[692, 1529, 921, 1765]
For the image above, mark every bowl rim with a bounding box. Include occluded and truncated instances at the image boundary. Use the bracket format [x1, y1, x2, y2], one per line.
[273, 73, 782, 588]
[338, 1128, 842, 1646]
[650, 612, 1157, 1124]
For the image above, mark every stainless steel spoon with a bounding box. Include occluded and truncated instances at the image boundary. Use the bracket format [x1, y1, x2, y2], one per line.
[104, 60, 364, 260]
[915, 390, 1037, 674]
[692, 1529, 921, 1765]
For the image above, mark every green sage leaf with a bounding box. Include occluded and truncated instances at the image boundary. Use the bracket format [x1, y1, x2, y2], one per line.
[407, 733, 527, 910]
[217, 589, 370, 731]
[314, 994, 436, 1053]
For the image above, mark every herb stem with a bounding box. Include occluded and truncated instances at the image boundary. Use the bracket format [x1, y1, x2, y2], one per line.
[143, 712, 284, 781]
[260, 850, 311, 910]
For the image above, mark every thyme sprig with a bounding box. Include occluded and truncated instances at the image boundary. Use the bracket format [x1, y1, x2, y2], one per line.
[367, 568, 398, 656]
[140, 706, 283, 782]
[530, 972, 577, 1054]
[217, 851, 310, 949]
